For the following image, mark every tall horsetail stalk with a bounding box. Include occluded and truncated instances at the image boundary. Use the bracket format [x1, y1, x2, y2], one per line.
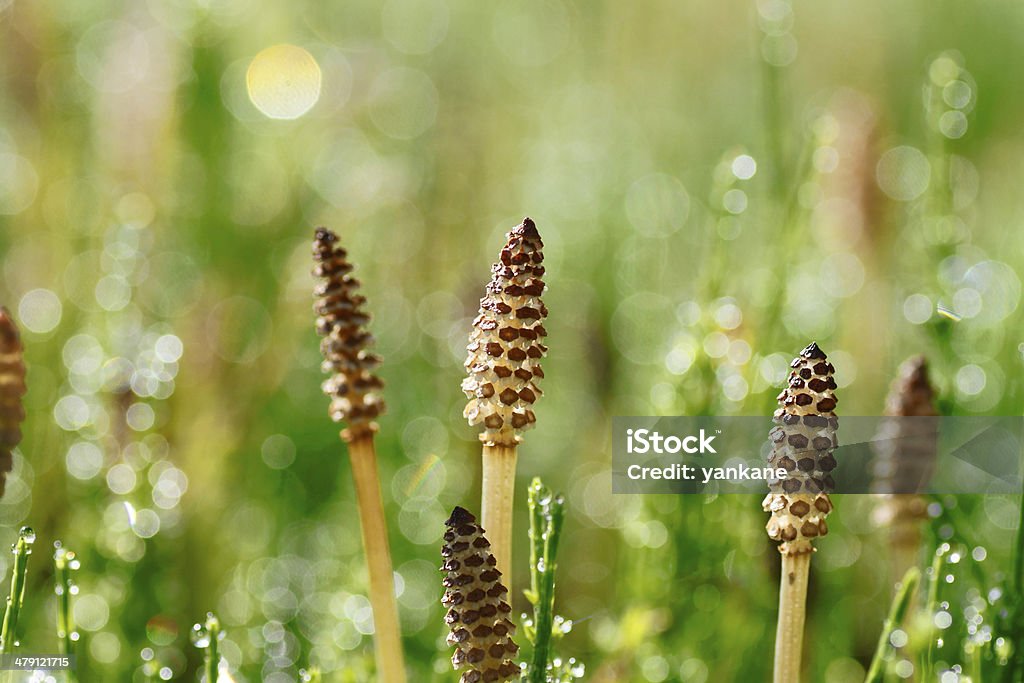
[0, 527, 35, 654]
[526, 478, 566, 683]
[763, 343, 838, 683]
[441, 506, 520, 682]
[0, 307, 26, 498]
[871, 356, 938, 583]
[312, 228, 405, 683]
[462, 217, 548, 576]
[54, 542, 79, 677]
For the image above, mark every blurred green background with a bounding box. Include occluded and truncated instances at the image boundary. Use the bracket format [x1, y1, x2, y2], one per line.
[1, 0, 1023, 680]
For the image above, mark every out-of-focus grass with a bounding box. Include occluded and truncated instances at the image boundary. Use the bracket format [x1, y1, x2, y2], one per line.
[1, 0, 1023, 680]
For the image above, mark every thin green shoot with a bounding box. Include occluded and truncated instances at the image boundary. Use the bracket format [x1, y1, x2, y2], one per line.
[526, 478, 567, 683]
[192, 612, 222, 683]
[865, 567, 920, 683]
[54, 541, 79, 682]
[0, 527, 35, 655]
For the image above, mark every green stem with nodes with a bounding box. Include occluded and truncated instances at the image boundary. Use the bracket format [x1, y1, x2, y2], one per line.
[0, 527, 35, 655]
[54, 542, 78, 682]
[527, 478, 566, 683]
[865, 568, 920, 683]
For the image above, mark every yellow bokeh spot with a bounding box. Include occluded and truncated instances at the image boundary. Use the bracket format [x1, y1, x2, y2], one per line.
[246, 44, 322, 120]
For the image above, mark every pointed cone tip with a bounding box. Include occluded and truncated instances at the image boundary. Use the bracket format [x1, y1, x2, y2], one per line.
[0, 307, 19, 345]
[313, 226, 337, 243]
[801, 341, 826, 360]
[514, 216, 540, 240]
[446, 506, 476, 526]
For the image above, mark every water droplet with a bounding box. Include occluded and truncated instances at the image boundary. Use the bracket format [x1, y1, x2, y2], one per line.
[18, 527, 35, 544]
[190, 623, 210, 649]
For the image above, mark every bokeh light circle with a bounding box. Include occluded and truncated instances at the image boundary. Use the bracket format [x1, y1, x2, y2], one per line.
[876, 145, 931, 201]
[246, 44, 322, 120]
[368, 67, 439, 139]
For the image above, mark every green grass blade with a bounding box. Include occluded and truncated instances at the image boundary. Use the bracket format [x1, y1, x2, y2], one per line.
[865, 567, 920, 683]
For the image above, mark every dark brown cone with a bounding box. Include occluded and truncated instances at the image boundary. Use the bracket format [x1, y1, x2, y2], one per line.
[872, 356, 939, 529]
[0, 308, 25, 498]
[441, 507, 519, 682]
[763, 342, 838, 554]
[462, 218, 547, 446]
[312, 228, 385, 442]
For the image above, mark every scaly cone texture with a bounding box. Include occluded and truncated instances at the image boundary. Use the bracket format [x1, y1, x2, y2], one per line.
[441, 507, 520, 683]
[0, 308, 26, 498]
[871, 356, 938, 544]
[312, 228, 385, 442]
[462, 218, 547, 447]
[763, 342, 839, 555]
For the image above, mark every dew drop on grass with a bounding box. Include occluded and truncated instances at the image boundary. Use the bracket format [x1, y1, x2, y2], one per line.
[18, 527, 35, 544]
[190, 623, 210, 648]
[889, 629, 908, 647]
